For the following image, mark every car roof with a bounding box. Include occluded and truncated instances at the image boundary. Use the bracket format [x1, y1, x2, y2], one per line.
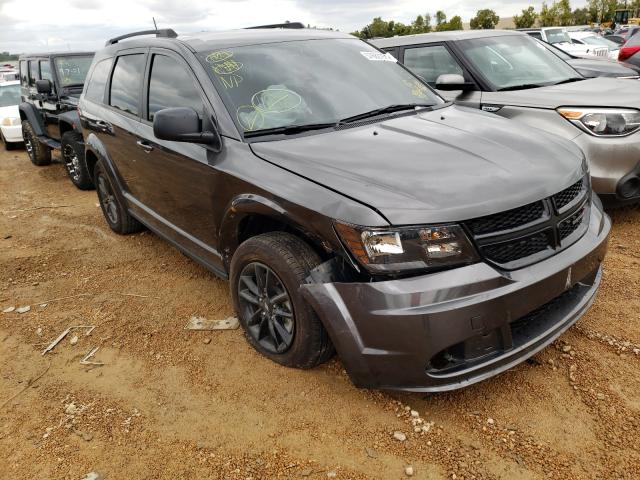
[101, 28, 354, 55]
[371, 29, 526, 48]
[18, 52, 94, 59]
[0, 80, 20, 86]
[568, 31, 597, 38]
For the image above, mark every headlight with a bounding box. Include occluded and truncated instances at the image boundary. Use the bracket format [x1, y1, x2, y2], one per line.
[335, 222, 479, 274]
[558, 108, 640, 137]
[1, 117, 20, 127]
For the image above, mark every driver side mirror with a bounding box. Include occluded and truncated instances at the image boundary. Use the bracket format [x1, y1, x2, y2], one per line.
[435, 74, 475, 92]
[153, 107, 222, 152]
[36, 79, 52, 95]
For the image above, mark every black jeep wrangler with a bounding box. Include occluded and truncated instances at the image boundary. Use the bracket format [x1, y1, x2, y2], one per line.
[19, 52, 94, 189]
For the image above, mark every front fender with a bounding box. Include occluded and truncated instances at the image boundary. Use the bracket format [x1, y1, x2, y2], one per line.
[18, 103, 45, 135]
[57, 110, 83, 135]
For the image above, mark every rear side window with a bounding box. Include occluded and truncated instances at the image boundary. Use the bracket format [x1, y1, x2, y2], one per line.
[109, 54, 145, 116]
[20, 61, 28, 85]
[85, 58, 113, 103]
[28, 60, 38, 86]
[628, 33, 640, 47]
[403, 45, 464, 85]
[147, 54, 203, 120]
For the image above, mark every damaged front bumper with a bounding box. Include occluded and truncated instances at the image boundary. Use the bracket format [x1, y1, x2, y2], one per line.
[301, 202, 611, 392]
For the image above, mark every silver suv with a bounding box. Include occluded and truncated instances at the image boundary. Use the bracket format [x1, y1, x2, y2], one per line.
[373, 30, 640, 205]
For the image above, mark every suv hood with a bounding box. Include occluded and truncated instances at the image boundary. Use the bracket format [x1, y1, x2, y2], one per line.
[489, 77, 640, 109]
[251, 105, 584, 225]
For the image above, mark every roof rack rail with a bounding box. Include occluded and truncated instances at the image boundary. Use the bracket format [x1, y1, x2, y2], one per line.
[105, 29, 178, 46]
[245, 22, 305, 30]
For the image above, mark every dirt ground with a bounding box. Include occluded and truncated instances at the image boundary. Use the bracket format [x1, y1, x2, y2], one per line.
[0, 147, 639, 480]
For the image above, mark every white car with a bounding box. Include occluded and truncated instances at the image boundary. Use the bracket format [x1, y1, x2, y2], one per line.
[521, 27, 610, 58]
[0, 80, 23, 150]
[568, 31, 620, 60]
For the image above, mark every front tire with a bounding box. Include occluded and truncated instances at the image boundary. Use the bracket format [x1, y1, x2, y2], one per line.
[230, 232, 334, 369]
[21, 120, 51, 166]
[61, 131, 93, 190]
[94, 160, 142, 235]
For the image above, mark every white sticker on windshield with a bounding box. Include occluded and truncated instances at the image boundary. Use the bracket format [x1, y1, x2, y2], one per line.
[360, 51, 397, 62]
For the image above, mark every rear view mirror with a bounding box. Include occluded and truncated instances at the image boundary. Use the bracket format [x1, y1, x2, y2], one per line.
[153, 107, 222, 151]
[435, 74, 475, 92]
[36, 79, 52, 94]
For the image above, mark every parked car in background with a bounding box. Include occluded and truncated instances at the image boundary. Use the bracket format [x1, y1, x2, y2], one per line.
[373, 30, 640, 205]
[18, 52, 95, 189]
[619, 32, 640, 68]
[568, 31, 621, 60]
[605, 34, 626, 46]
[78, 27, 610, 392]
[520, 27, 609, 57]
[0, 79, 23, 149]
[538, 39, 640, 78]
[615, 25, 640, 41]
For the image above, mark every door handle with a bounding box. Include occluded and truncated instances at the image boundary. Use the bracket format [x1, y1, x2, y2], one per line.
[136, 140, 154, 153]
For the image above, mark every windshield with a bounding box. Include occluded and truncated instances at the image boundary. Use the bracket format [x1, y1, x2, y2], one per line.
[198, 39, 442, 134]
[54, 55, 94, 87]
[0, 84, 20, 107]
[459, 35, 580, 91]
[581, 35, 619, 49]
[546, 29, 571, 44]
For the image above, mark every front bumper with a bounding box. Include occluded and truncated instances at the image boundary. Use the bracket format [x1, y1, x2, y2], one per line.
[301, 202, 610, 392]
[1, 124, 23, 143]
[574, 132, 640, 202]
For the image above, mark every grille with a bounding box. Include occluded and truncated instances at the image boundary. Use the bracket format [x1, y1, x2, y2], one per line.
[559, 207, 585, 240]
[553, 179, 584, 211]
[464, 176, 589, 269]
[466, 201, 545, 236]
[480, 231, 551, 264]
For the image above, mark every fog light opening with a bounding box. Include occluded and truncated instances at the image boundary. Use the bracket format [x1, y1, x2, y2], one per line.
[618, 176, 640, 199]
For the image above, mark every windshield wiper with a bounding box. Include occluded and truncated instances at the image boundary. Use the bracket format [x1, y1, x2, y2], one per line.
[340, 103, 435, 124]
[243, 122, 337, 138]
[496, 84, 545, 92]
[552, 77, 584, 86]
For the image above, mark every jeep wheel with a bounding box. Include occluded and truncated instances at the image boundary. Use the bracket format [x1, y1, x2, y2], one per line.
[21, 120, 51, 166]
[62, 131, 93, 190]
[230, 232, 334, 369]
[94, 160, 143, 235]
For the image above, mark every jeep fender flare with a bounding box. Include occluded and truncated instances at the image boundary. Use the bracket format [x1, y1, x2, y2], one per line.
[18, 103, 46, 136]
[57, 110, 83, 136]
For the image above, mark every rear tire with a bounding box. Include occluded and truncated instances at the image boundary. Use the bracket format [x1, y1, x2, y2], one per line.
[61, 131, 93, 190]
[22, 120, 51, 166]
[230, 232, 335, 369]
[94, 160, 142, 235]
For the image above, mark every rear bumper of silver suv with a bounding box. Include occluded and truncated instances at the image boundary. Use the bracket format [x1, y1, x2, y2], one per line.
[301, 199, 610, 392]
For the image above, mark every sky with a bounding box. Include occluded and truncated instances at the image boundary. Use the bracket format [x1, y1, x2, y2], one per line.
[0, 0, 589, 54]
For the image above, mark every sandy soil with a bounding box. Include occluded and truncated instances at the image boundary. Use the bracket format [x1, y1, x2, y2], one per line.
[0, 147, 639, 480]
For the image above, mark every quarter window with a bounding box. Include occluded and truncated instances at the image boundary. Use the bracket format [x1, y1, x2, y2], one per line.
[28, 60, 38, 86]
[147, 54, 203, 120]
[19, 61, 28, 85]
[109, 54, 145, 116]
[403, 45, 464, 85]
[85, 58, 113, 103]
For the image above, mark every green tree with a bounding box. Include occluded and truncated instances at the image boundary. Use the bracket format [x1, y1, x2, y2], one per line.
[411, 14, 431, 33]
[572, 7, 591, 25]
[588, 0, 618, 23]
[470, 9, 500, 29]
[435, 10, 447, 26]
[557, 0, 573, 25]
[513, 6, 538, 28]
[448, 15, 463, 30]
[539, 2, 559, 26]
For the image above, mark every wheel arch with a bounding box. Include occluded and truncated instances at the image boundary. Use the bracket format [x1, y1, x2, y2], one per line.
[18, 103, 45, 135]
[219, 195, 332, 265]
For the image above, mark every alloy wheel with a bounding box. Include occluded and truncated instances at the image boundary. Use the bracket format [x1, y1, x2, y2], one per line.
[97, 174, 118, 225]
[24, 133, 34, 160]
[62, 144, 80, 181]
[238, 262, 295, 354]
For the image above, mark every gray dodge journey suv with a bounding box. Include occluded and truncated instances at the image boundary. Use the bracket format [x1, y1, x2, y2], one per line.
[78, 27, 610, 392]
